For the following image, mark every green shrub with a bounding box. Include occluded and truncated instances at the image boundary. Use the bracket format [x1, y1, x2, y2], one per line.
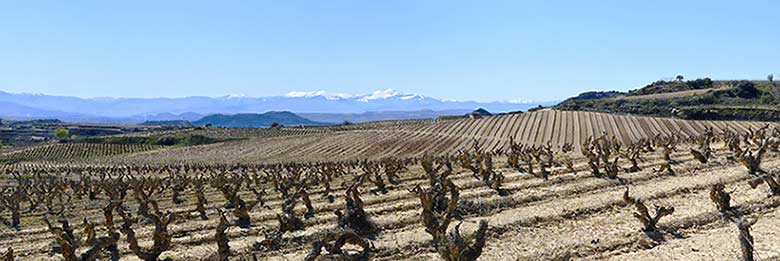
[735, 81, 759, 99]
[687, 77, 713, 89]
[54, 127, 69, 140]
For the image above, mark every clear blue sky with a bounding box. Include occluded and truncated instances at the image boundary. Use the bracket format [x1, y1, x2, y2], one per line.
[1, 1, 778, 102]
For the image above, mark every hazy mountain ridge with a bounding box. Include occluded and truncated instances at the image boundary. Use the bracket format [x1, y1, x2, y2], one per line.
[0, 89, 556, 124]
[299, 109, 471, 123]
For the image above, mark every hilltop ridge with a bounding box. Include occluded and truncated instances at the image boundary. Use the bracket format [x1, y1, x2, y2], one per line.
[555, 78, 780, 121]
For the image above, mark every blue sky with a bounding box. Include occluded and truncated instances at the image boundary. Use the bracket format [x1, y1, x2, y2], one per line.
[1, 1, 778, 102]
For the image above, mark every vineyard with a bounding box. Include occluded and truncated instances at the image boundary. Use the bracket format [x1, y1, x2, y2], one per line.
[0, 109, 779, 260]
[108, 126, 331, 141]
[0, 143, 163, 164]
[112, 110, 775, 164]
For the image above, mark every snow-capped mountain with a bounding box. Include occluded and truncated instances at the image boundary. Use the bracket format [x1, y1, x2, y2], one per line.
[0, 89, 557, 124]
[284, 89, 426, 102]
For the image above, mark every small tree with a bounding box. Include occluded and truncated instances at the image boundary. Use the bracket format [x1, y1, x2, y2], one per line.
[769, 74, 774, 84]
[676, 74, 684, 81]
[54, 127, 69, 140]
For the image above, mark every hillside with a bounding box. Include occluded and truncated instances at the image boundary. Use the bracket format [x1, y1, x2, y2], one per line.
[0, 119, 170, 147]
[140, 111, 327, 128]
[108, 110, 774, 164]
[555, 79, 780, 121]
[192, 111, 326, 128]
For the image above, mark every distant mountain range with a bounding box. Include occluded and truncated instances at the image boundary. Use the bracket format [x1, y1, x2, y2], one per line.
[299, 109, 472, 124]
[143, 109, 477, 128]
[0, 89, 557, 124]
